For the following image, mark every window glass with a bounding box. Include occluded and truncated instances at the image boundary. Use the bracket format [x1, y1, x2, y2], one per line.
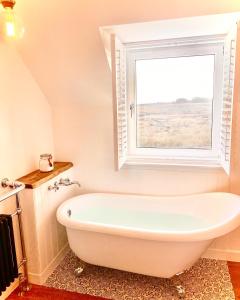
[136, 55, 214, 149]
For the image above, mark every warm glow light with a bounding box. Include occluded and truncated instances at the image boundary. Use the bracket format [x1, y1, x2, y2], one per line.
[6, 21, 15, 36]
[0, 1, 24, 39]
[4, 7, 15, 36]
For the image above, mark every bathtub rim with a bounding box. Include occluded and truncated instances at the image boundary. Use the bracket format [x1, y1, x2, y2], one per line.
[57, 192, 240, 242]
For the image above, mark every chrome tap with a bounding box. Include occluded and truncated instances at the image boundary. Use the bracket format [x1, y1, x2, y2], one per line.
[59, 178, 81, 187]
[48, 178, 81, 192]
[48, 182, 59, 192]
[1, 178, 23, 189]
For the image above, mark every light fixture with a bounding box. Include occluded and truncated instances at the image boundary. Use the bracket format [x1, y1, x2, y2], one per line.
[0, 0, 24, 39]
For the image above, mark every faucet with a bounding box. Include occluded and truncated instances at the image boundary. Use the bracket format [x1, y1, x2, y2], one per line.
[48, 178, 81, 192]
[48, 182, 59, 192]
[1, 178, 23, 189]
[58, 178, 81, 187]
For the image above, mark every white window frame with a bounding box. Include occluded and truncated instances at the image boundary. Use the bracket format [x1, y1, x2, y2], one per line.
[125, 39, 224, 167]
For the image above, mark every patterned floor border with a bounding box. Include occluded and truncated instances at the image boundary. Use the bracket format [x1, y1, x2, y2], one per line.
[45, 251, 235, 300]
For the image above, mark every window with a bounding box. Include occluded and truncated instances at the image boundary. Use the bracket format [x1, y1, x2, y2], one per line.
[111, 29, 236, 173]
[127, 43, 223, 162]
[135, 55, 214, 150]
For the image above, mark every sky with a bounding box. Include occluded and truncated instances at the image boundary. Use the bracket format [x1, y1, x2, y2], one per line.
[136, 55, 214, 104]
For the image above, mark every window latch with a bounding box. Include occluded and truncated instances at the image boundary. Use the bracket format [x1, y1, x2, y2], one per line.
[130, 103, 135, 118]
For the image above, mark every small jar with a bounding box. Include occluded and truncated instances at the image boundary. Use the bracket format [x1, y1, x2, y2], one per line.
[39, 154, 54, 172]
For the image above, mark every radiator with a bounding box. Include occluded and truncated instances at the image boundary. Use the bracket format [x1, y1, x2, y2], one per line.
[0, 215, 18, 295]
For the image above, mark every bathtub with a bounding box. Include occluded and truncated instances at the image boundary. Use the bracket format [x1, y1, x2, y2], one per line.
[57, 192, 240, 278]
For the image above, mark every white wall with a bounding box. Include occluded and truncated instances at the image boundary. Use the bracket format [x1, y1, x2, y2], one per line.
[0, 44, 54, 179]
[0, 43, 54, 299]
[20, 168, 79, 285]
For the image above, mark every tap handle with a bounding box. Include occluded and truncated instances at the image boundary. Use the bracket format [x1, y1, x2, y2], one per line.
[59, 178, 70, 185]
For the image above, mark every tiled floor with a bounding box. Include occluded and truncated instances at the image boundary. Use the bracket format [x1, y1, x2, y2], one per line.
[6, 260, 240, 300]
[44, 251, 235, 300]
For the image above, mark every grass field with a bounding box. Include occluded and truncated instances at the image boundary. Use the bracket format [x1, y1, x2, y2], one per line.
[137, 101, 213, 149]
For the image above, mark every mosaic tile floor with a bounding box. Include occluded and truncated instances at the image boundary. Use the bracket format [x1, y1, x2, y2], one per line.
[45, 251, 234, 300]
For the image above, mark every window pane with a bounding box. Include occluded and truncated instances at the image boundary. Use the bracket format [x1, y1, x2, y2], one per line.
[136, 55, 214, 150]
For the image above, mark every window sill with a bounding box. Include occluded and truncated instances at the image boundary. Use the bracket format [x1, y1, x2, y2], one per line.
[121, 156, 223, 170]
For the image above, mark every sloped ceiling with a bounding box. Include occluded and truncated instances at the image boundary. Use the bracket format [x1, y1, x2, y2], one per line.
[15, 0, 240, 106]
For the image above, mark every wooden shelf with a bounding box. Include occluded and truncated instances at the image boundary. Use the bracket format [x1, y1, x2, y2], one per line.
[17, 162, 73, 189]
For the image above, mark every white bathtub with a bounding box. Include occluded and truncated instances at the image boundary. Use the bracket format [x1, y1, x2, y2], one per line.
[57, 192, 240, 278]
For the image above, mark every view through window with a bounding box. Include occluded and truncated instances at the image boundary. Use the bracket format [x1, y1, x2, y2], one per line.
[136, 55, 214, 150]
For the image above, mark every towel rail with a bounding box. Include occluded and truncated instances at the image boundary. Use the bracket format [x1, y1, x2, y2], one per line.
[11, 210, 19, 217]
[0, 178, 31, 296]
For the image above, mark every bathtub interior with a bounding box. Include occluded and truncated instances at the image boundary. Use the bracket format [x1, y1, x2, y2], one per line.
[58, 192, 240, 234]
